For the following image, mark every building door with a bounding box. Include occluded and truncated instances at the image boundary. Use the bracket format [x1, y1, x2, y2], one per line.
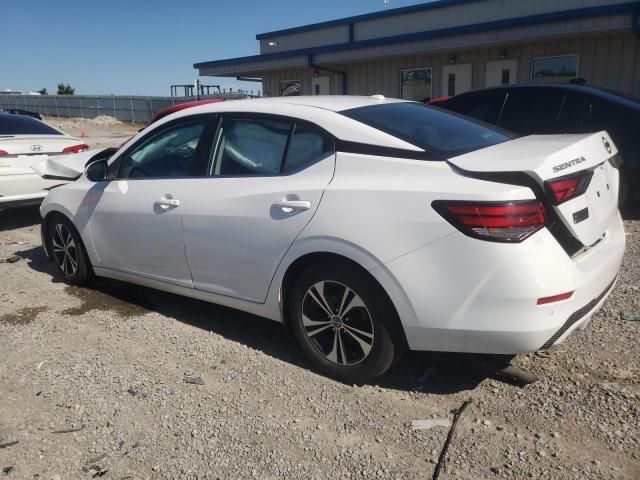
[311, 76, 331, 95]
[485, 59, 518, 87]
[441, 64, 472, 97]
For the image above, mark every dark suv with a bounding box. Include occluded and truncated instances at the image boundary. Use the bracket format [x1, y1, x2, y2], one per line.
[439, 83, 640, 205]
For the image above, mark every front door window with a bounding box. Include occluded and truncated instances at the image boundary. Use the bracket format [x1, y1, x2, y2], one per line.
[117, 120, 208, 179]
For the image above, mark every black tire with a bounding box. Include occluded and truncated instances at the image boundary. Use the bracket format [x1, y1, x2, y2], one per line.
[45, 214, 93, 286]
[288, 262, 403, 383]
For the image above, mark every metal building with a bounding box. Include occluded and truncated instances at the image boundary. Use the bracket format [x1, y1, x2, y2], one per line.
[195, 0, 640, 100]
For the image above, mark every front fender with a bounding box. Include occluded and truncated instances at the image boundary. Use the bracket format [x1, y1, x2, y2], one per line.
[40, 179, 99, 266]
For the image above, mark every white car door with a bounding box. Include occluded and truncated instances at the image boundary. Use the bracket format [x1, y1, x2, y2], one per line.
[89, 115, 217, 287]
[182, 116, 335, 302]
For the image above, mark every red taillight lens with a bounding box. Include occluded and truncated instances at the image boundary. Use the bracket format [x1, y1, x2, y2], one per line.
[0, 150, 7, 156]
[545, 170, 593, 205]
[433, 200, 546, 243]
[537, 292, 573, 305]
[62, 144, 90, 154]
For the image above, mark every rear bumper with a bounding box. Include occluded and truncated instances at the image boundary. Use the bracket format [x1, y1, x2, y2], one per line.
[383, 213, 625, 354]
[0, 192, 46, 210]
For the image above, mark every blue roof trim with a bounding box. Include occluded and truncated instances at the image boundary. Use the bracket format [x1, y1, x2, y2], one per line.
[195, 2, 640, 70]
[255, 0, 482, 40]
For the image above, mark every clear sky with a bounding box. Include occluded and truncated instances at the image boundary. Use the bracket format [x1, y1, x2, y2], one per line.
[0, 0, 430, 97]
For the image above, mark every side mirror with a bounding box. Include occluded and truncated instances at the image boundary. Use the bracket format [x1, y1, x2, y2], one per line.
[85, 159, 109, 182]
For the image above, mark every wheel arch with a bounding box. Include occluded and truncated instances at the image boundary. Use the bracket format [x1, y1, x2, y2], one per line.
[41, 209, 76, 259]
[41, 208, 94, 269]
[277, 247, 413, 351]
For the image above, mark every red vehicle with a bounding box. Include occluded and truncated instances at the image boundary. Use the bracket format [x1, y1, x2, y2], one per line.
[425, 96, 452, 106]
[147, 98, 225, 126]
[121, 98, 226, 147]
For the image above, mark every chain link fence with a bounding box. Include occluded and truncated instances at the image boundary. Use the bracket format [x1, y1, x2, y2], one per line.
[0, 93, 250, 124]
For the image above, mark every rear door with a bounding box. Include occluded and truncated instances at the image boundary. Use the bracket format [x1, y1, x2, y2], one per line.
[182, 115, 335, 302]
[89, 115, 217, 287]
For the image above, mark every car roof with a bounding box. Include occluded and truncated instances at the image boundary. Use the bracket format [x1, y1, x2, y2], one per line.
[0, 112, 68, 136]
[451, 83, 640, 110]
[127, 95, 423, 153]
[191, 95, 408, 114]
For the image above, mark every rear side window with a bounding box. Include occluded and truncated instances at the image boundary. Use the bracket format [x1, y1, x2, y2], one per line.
[341, 102, 511, 158]
[499, 89, 565, 134]
[0, 114, 62, 136]
[211, 118, 290, 176]
[443, 90, 507, 125]
[284, 123, 333, 173]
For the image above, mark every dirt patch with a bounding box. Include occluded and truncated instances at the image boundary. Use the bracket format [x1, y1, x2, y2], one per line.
[61, 285, 153, 319]
[0, 306, 48, 325]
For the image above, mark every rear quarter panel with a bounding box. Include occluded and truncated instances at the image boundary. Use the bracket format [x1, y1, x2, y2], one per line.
[266, 152, 536, 325]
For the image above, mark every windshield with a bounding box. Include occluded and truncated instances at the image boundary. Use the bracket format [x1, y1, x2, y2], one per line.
[341, 102, 513, 158]
[0, 114, 63, 136]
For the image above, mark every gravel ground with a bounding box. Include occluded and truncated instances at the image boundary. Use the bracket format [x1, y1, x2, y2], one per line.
[0, 206, 638, 480]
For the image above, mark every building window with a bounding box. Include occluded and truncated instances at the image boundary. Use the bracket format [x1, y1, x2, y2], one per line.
[501, 68, 510, 85]
[531, 55, 578, 83]
[400, 68, 432, 102]
[280, 79, 301, 96]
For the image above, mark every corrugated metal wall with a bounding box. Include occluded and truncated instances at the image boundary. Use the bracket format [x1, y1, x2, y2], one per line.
[256, 0, 638, 53]
[354, 0, 638, 41]
[262, 32, 640, 98]
[259, 25, 349, 54]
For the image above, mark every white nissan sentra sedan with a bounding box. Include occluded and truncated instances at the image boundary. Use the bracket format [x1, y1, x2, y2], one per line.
[39, 96, 625, 382]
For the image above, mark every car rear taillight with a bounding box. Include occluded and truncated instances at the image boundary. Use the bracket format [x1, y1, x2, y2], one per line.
[63, 144, 90, 154]
[433, 200, 546, 243]
[544, 170, 593, 205]
[0, 150, 7, 156]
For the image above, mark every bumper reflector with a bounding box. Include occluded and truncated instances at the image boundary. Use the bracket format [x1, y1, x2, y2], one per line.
[537, 292, 573, 305]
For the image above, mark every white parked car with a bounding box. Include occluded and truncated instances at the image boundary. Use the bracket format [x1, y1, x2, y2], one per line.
[39, 96, 625, 382]
[0, 113, 88, 210]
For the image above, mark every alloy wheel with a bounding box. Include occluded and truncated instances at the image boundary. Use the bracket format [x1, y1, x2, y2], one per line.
[51, 223, 78, 277]
[301, 280, 375, 366]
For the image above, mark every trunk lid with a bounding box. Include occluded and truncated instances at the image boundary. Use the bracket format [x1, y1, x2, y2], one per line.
[448, 131, 620, 247]
[0, 135, 80, 156]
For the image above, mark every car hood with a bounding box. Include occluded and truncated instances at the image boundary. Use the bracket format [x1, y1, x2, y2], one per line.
[31, 148, 110, 179]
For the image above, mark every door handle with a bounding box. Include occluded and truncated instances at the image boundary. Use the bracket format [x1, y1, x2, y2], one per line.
[156, 197, 181, 208]
[272, 200, 311, 213]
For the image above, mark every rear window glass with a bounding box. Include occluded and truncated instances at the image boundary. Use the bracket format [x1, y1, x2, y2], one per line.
[0, 114, 62, 136]
[341, 102, 512, 158]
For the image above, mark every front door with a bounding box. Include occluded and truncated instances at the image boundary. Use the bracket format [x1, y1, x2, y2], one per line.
[311, 76, 331, 95]
[485, 59, 518, 87]
[90, 116, 215, 287]
[182, 116, 335, 303]
[441, 64, 472, 97]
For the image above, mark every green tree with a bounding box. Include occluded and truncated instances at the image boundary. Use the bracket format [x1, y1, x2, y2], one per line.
[57, 83, 75, 95]
[37, 88, 48, 95]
